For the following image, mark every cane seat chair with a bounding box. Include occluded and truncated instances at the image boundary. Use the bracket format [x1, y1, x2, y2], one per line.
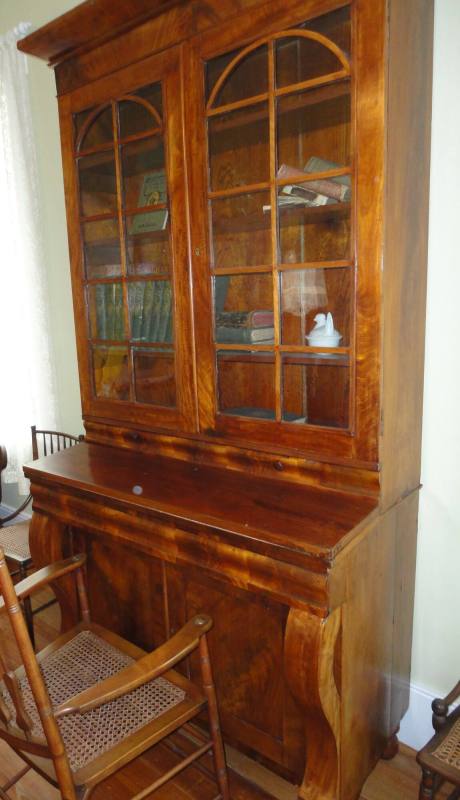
[417, 681, 460, 799]
[0, 426, 83, 647]
[0, 548, 230, 800]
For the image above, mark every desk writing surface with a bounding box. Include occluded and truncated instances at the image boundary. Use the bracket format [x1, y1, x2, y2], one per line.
[24, 443, 378, 563]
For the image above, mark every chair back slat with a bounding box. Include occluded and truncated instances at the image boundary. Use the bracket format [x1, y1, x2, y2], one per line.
[31, 427, 84, 462]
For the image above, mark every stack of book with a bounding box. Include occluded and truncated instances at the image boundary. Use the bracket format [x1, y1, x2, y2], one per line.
[263, 156, 351, 213]
[215, 309, 274, 344]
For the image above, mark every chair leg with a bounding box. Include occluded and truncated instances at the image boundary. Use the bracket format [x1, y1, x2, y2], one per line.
[19, 563, 35, 650]
[199, 633, 230, 800]
[419, 767, 437, 799]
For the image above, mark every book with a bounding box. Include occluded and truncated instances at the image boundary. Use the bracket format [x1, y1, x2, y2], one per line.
[303, 156, 351, 201]
[105, 283, 116, 340]
[215, 310, 274, 328]
[113, 283, 125, 340]
[149, 280, 165, 341]
[276, 161, 351, 204]
[216, 326, 274, 344]
[140, 281, 154, 340]
[131, 171, 168, 234]
[157, 281, 172, 342]
[129, 282, 145, 340]
[95, 284, 107, 339]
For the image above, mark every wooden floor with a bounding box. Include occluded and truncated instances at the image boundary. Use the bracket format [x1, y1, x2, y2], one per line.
[0, 592, 447, 800]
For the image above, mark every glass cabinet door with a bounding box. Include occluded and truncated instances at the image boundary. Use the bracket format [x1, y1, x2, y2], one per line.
[198, 6, 354, 441]
[69, 50, 195, 430]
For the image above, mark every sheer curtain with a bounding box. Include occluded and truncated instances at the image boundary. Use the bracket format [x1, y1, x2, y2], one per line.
[0, 23, 58, 493]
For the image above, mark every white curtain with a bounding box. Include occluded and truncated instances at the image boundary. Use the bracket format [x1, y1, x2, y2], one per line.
[0, 23, 58, 493]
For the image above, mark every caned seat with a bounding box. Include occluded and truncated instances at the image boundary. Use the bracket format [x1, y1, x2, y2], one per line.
[0, 549, 230, 800]
[0, 426, 83, 647]
[417, 681, 460, 799]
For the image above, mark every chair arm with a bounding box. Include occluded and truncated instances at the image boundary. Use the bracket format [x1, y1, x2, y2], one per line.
[0, 553, 86, 608]
[432, 680, 460, 731]
[54, 614, 212, 718]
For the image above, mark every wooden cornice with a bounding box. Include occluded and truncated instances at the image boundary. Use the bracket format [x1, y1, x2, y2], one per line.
[17, 0, 188, 65]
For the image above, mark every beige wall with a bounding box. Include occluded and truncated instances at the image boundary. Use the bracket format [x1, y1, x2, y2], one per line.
[1, 0, 458, 710]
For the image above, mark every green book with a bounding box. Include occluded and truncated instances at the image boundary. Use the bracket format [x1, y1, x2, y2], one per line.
[149, 281, 165, 342]
[157, 281, 172, 342]
[131, 171, 168, 234]
[129, 282, 145, 340]
[95, 284, 107, 339]
[105, 283, 116, 340]
[114, 283, 125, 340]
[140, 282, 154, 341]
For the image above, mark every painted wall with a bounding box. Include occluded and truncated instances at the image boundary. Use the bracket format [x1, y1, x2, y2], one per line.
[1, 0, 459, 747]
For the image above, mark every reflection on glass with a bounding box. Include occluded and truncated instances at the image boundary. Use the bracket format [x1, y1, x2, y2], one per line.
[302, 7, 351, 54]
[118, 83, 163, 138]
[207, 45, 268, 107]
[133, 348, 176, 406]
[281, 268, 352, 346]
[88, 282, 125, 342]
[128, 280, 173, 343]
[121, 137, 166, 211]
[208, 103, 269, 191]
[78, 151, 117, 217]
[211, 192, 271, 268]
[217, 351, 275, 419]
[277, 89, 351, 172]
[92, 346, 129, 401]
[77, 105, 113, 150]
[125, 216, 170, 276]
[214, 273, 273, 344]
[282, 355, 349, 427]
[83, 218, 121, 280]
[278, 203, 350, 263]
[276, 36, 343, 88]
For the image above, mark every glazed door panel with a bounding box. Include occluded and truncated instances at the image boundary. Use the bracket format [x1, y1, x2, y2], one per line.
[59, 47, 197, 433]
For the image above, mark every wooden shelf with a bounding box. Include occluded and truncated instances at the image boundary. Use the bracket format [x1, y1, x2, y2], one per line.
[217, 351, 349, 365]
[212, 200, 349, 234]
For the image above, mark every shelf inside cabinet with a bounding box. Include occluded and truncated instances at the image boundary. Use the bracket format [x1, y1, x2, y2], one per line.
[212, 200, 349, 234]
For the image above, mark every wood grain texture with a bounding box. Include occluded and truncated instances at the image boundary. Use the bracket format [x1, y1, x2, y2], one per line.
[380, 0, 434, 509]
[13, 0, 435, 797]
[24, 443, 377, 564]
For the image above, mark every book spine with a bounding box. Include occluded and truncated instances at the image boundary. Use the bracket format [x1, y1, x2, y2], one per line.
[157, 281, 172, 342]
[304, 178, 350, 202]
[105, 283, 116, 340]
[215, 310, 274, 328]
[130, 282, 145, 340]
[149, 280, 165, 342]
[114, 283, 124, 340]
[140, 282, 154, 340]
[95, 284, 107, 339]
[215, 326, 274, 344]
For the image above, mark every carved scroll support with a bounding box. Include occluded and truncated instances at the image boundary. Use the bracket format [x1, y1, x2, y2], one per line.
[28, 510, 78, 632]
[284, 606, 342, 800]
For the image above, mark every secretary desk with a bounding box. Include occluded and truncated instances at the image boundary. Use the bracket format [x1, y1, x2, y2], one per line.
[18, 1, 434, 797]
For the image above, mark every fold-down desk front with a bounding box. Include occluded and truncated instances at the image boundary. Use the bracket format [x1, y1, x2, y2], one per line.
[24, 443, 413, 799]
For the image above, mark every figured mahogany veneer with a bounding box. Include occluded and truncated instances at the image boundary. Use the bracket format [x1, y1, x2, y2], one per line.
[17, 0, 434, 797]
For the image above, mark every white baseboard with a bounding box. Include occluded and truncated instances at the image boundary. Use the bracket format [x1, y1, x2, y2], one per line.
[399, 683, 441, 751]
